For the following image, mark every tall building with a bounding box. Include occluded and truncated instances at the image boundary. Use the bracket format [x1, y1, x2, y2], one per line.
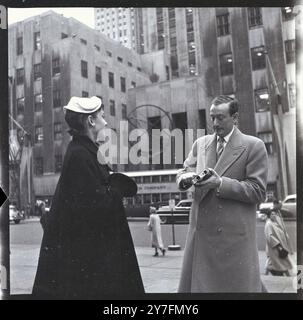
[130, 7, 297, 199]
[94, 7, 137, 51]
[8, 10, 156, 203]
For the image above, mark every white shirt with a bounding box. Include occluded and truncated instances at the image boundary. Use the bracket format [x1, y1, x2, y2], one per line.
[216, 125, 235, 149]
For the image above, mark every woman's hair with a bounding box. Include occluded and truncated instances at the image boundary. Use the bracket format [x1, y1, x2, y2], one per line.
[64, 104, 104, 136]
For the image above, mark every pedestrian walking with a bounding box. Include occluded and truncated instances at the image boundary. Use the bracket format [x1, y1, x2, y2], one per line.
[147, 207, 166, 257]
[264, 203, 293, 277]
[32, 96, 144, 299]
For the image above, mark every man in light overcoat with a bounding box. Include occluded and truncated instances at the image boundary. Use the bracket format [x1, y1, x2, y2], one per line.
[177, 95, 268, 292]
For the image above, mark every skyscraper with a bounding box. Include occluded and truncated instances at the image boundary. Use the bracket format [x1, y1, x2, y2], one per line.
[94, 7, 137, 51]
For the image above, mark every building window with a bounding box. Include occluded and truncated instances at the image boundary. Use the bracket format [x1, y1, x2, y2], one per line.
[109, 72, 114, 88]
[61, 33, 68, 39]
[95, 66, 102, 83]
[166, 65, 170, 80]
[80, 38, 87, 45]
[117, 56, 123, 63]
[255, 88, 270, 112]
[128, 61, 133, 67]
[17, 37, 23, 55]
[55, 155, 63, 173]
[219, 53, 233, 76]
[34, 157, 43, 175]
[122, 103, 127, 119]
[34, 31, 41, 50]
[81, 60, 88, 78]
[34, 63, 41, 80]
[216, 14, 230, 36]
[82, 91, 89, 97]
[110, 100, 115, 116]
[34, 94, 43, 112]
[94, 44, 100, 51]
[35, 126, 43, 144]
[251, 46, 266, 70]
[52, 57, 60, 75]
[120, 77, 126, 93]
[16, 68, 24, 85]
[54, 122, 63, 141]
[248, 8, 263, 28]
[258, 132, 273, 155]
[53, 89, 61, 108]
[131, 81, 136, 88]
[285, 39, 295, 64]
[106, 50, 112, 57]
[17, 97, 25, 116]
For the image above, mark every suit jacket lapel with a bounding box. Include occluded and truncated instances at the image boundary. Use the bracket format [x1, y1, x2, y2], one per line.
[214, 127, 246, 176]
[205, 134, 217, 172]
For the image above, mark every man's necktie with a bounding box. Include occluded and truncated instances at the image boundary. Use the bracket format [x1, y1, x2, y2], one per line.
[216, 136, 225, 161]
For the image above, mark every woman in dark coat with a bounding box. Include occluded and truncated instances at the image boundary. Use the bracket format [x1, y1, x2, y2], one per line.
[32, 96, 144, 299]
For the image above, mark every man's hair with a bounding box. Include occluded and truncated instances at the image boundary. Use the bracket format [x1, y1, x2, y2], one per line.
[211, 95, 239, 116]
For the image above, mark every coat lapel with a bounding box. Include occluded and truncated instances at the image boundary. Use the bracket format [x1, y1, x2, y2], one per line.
[214, 127, 246, 176]
[205, 134, 217, 172]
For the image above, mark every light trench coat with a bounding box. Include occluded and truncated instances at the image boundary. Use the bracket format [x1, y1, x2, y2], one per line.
[147, 214, 164, 249]
[265, 216, 293, 272]
[177, 127, 268, 293]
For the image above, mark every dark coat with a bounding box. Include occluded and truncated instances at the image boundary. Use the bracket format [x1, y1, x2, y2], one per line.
[32, 135, 144, 299]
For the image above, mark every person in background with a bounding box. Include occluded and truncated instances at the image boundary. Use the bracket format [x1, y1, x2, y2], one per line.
[147, 207, 166, 257]
[264, 207, 293, 276]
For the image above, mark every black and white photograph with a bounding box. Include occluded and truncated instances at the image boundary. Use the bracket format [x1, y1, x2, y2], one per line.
[0, 2, 302, 303]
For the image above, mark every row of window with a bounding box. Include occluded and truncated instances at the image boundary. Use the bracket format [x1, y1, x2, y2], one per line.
[134, 174, 176, 184]
[216, 7, 295, 37]
[80, 60, 136, 90]
[128, 192, 188, 206]
[219, 41, 295, 77]
[34, 155, 62, 175]
[34, 122, 63, 144]
[16, 34, 140, 72]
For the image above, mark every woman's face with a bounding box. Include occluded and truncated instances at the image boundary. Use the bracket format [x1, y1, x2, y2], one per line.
[89, 108, 108, 141]
[270, 212, 276, 222]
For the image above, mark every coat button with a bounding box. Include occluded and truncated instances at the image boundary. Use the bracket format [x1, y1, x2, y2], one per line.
[217, 227, 222, 233]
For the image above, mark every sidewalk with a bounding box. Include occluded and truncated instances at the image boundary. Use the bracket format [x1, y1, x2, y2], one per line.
[10, 244, 297, 295]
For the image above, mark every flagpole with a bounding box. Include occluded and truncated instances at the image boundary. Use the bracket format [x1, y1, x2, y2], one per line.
[264, 51, 287, 199]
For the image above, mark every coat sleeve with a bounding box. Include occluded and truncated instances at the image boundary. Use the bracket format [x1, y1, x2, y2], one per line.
[217, 139, 268, 204]
[176, 139, 198, 190]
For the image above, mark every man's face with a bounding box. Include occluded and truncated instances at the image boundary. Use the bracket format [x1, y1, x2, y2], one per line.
[210, 102, 237, 138]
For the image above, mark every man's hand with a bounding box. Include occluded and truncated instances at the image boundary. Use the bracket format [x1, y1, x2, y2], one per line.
[194, 168, 222, 190]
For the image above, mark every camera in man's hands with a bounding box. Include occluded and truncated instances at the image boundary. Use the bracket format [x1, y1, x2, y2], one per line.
[192, 169, 213, 185]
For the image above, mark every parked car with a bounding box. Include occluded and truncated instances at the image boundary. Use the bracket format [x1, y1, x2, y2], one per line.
[257, 194, 296, 221]
[9, 205, 23, 224]
[157, 199, 193, 224]
[280, 194, 296, 220]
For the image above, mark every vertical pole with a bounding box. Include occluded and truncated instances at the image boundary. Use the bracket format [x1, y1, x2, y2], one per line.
[0, 10, 10, 298]
[171, 208, 175, 245]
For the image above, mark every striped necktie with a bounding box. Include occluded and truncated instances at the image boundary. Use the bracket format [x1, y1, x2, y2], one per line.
[216, 136, 225, 161]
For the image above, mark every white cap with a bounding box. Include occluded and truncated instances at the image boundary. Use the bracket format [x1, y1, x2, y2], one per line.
[63, 96, 102, 114]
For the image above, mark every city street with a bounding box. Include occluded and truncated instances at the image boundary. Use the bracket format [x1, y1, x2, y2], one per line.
[9, 218, 297, 295]
[10, 218, 297, 251]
